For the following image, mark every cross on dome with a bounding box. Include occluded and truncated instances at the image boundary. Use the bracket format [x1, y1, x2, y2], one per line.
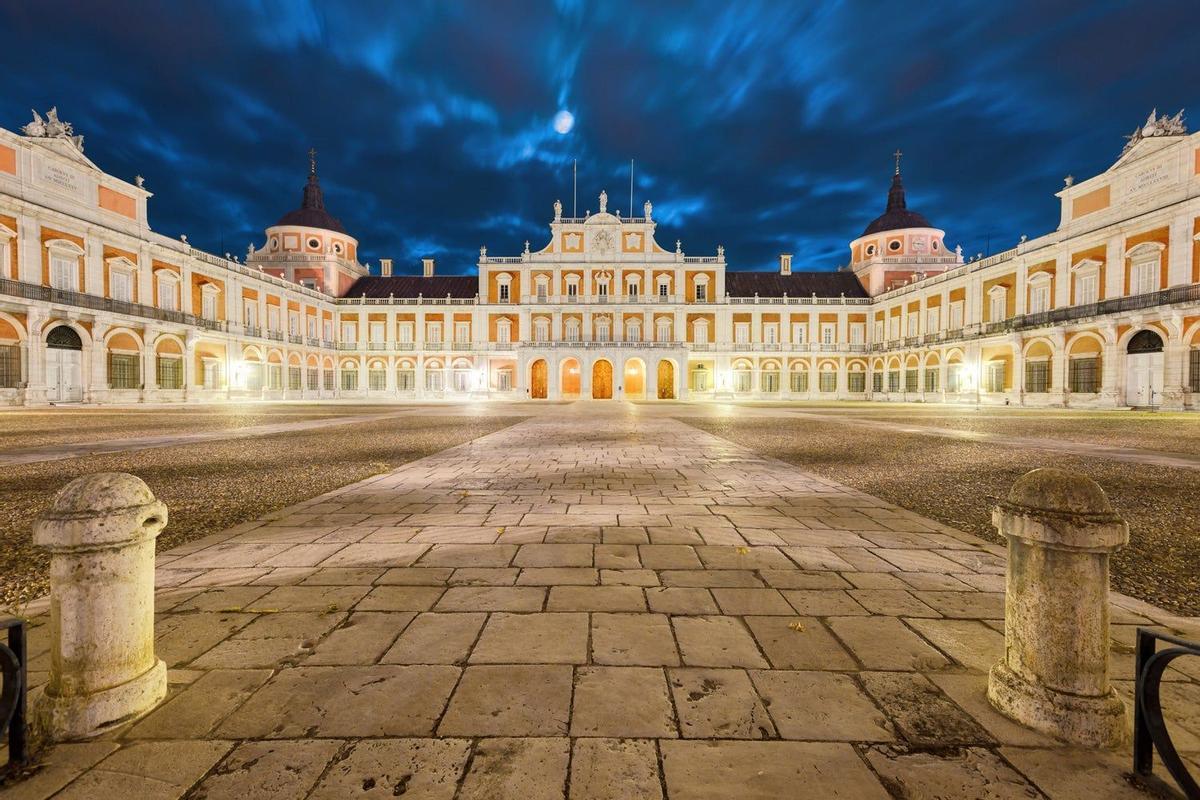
[893, 149, 903, 175]
[308, 147, 317, 176]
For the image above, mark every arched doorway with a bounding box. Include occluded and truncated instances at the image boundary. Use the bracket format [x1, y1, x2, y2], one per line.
[45, 325, 83, 402]
[623, 358, 645, 399]
[657, 360, 675, 399]
[561, 358, 581, 398]
[592, 359, 613, 399]
[1125, 329, 1164, 407]
[530, 359, 548, 399]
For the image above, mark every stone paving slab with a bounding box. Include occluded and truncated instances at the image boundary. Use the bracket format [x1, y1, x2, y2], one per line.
[6, 404, 1200, 799]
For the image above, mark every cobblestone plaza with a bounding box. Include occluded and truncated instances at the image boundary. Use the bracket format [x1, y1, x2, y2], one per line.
[4, 402, 1198, 798]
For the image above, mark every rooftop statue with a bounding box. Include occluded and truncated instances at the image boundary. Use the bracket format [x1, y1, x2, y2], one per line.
[598, 189, 608, 214]
[22, 106, 85, 150]
[1121, 108, 1186, 155]
[553, 199, 562, 221]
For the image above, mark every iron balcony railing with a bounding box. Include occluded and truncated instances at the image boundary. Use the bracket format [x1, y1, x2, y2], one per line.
[0, 277, 229, 332]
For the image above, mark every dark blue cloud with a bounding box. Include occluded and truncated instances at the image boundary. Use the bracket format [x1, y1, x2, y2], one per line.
[1, 0, 1196, 274]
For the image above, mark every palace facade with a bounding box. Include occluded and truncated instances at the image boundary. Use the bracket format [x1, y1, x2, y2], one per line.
[0, 109, 1198, 408]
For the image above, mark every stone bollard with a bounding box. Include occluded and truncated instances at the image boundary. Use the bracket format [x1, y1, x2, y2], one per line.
[987, 467, 1129, 747]
[33, 473, 168, 740]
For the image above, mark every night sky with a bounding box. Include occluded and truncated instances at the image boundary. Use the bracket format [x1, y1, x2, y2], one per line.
[2, 1, 1197, 275]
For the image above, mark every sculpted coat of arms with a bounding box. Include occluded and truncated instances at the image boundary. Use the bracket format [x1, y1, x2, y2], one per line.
[591, 229, 615, 253]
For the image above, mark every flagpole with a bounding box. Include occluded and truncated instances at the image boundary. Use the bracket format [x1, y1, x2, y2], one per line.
[572, 159, 577, 218]
[629, 158, 634, 218]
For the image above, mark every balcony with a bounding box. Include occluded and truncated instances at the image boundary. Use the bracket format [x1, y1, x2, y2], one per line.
[288, 334, 304, 345]
[0, 277, 229, 332]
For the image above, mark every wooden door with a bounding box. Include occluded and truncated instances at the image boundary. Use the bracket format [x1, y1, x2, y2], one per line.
[592, 360, 613, 399]
[657, 360, 675, 399]
[530, 359, 548, 399]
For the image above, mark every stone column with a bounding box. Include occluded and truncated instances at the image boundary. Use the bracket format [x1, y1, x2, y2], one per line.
[33, 473, 168, 740]
[987, 467, 1129, 747]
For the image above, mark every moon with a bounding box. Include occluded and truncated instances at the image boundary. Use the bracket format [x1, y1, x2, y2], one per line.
[553, 109, 575, 135]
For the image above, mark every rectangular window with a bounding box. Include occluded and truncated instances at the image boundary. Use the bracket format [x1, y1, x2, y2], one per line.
[1029, 284, 1050, 314]
[850, 324, 864, 345]
[690, 367, 709, 392]
[369, 369, 386, 391]
[342, 323, 356, 343]
[266, 307, 279, 331]
[425, 370, 444, 392]
[985, 361, 1006, 392]
[734, 323, 750, 345]
[398, 323, 414, 343]
[566, 283, 578, 298]
[340, 369, 358, 391]
[111, 270, 132, 303]
[658, 282, 669, 298]
[307, 368, 319, 391]
[156, 356, 183, 390]
[288, 366, 302, 391]
[159, 279, 178, 311]
[906, 312, 918, 336]
[1076, 273, 1098, 305]
[290, 312, 301, 335]
[323, 369, 335, 391]
[1069, 357, 1099, 393]
[0, 344, 21, 388]
[790, 371, 808, 393]
[627, 283, 639, 298]
[202, 360, 222, 389]
[924, 368, 938, 393]
[497, 369, 512, 391]
[989, 294, 1005, 322]
[926, 308, 939, 332]
[498, 283, 510, 302]
[889, 317, 900, 339]
[905, 369, 918, 393]
[243, 301, 257, 329]
[536, 284, 548, 302]
[202, 293, 218, 320]
[455, 322, 470, 344]
[694, 284, 706, 302]
[50, 255, 78, 291]
[872, 372, 883, 393]
[848, 371, 865, 393]
[949, 302, 964, 330]
[761, 371, 779, 393]
[821, 325, 835, 345]
[734, 370, 752, 393]
[598, 283, 609, 299]
[819, 371, 836, 393]
[267, 364, 282, 391]
[426, 323, 442, 343]
[369, 322, 386, 343]
[693, 322, 708, 345]
[887, 371, 900, 392]
[1025, 360, 1050, 393]
[109, 353, 140, 389]
[1190, 349, 1200, 393]
[397, 369, 415, 391]
[947, 364, 962, 393]
[1133, 259, 1158, 295]
[244, 364, 264, 392]
[497, 323, 511, 344]
[873, 322, 884, 342]
[792, 324, 808, 344]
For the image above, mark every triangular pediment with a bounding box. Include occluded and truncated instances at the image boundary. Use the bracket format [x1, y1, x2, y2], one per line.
[28, 136, 101, 171]
[1109, 135, 1183, 171]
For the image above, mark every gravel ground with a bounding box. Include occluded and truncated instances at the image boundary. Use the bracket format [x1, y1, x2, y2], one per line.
[0, 404, 441, 451]
[0, 415, 518, 609]
[683, 416, 1200, 617]
[719, 402, 1200, 456]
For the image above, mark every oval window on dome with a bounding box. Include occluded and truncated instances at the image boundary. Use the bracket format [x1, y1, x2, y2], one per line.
[888, 240, 902, 252]
[932, 240, 939, 251]
[270, 237, 279, 251]
[308, 238, 320, 250]
[333, 242, 342, 254]
[865, 245, 876, 257]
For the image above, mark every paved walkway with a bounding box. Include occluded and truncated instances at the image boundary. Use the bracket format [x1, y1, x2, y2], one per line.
[10, 406, 1200, 799]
